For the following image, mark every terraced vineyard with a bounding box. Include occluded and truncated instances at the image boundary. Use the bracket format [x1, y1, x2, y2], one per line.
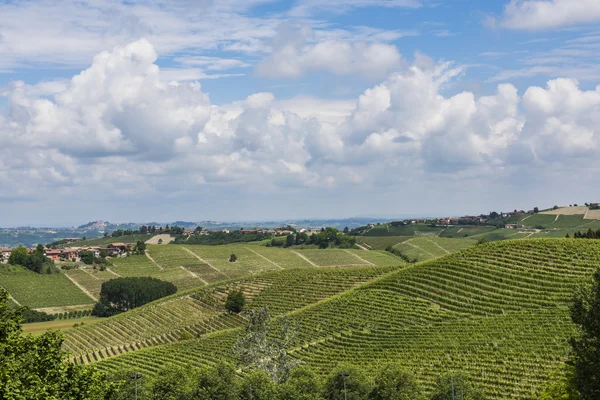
[89, 239, 600, 399]
[64, 266, 398, 363]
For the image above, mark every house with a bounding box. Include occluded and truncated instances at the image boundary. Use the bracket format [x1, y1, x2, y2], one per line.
[108, 243, 127, 251]
[505, 224, 523, 229]
[45, 249, 62, 261]
[0, 248, 11, 264]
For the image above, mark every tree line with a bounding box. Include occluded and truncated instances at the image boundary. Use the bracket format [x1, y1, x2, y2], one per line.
[567, 229, 600, 239]
[92, 277, 177, 317]
[6, 244, 58, 274]
[269, 228, 356, 249]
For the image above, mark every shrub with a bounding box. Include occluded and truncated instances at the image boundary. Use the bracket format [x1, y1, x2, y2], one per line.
[229, 254, 237, 263]
[225, 290, 245, 314]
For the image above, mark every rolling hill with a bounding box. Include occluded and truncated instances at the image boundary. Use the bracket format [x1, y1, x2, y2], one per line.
[69, 238, 600, 399]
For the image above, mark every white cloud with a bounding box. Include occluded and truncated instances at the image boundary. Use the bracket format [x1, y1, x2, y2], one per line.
[257, 26, 404, 78]
[289, 0, 421, 17]
[2, 39, 600, 216]
[492, 0, 600, 30]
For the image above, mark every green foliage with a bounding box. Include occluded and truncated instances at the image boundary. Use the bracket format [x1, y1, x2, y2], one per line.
[230, 253, 238, 262]
[92, 277, 177, 317]
[193, 362, 239, 400]
[369, 365, 423, 400]
[225, 290, 246, 314]
[569, 268, 600, 399]
[134, 240, 147, 255]
[149, 364, 194, 400]
[323, 363, 373, 400]
[539, 366, 580, 400]
[80, 250, 96, 265]
[239, 370, 277, 400]
[0, 289, 116, 399]
[176, 230, 273, 245]
[277, 366, 323, 400]
[21, 308, 56, 323]
[429, 373, 484, 400]
[234, 308, 300, 383]
[8, 246, 29, 266]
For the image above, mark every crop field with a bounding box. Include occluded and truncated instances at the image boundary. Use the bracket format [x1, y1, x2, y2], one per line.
[0, 265, 93, 308]
[109, 255, 162, 277]
[355, 236, 412, 250]
[363, 224, 443, 237]
[23, 316, 101, 337]
[392, 237, 474, 262]
[540, 206, 588, 215]
[439, 226, 497, 238]
[64, 265, 398, 363]
[90, 239, 600, 399]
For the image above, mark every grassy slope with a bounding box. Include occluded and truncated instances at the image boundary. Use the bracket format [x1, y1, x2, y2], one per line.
[92, 239, 600, 399]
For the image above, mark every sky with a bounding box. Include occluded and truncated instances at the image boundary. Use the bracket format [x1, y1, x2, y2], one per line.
[1, 0, 600, 226]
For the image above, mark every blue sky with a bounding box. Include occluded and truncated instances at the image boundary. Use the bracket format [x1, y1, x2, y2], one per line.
[1, 0, 600, 226]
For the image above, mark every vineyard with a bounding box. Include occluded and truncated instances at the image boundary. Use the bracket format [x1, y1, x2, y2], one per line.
[0, 265, 93, 308]
[88, 239, 600, 399]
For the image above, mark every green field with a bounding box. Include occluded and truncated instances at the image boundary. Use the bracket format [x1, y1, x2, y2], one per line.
[0, 265, 94, 308]
[363, 223, 443, 237]
[58, 234, 154, 247]
[391, 237, 475, 262]
[87, 239, 600, 399]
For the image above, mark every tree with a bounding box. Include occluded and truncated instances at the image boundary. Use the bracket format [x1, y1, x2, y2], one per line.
[234, 308, 300, 383]
[539, 365, 580, 400]
[229, 253, 238, 263]
[134, 241, 146, 255]
[193, 362, 239, 400]
[534, 207, 540, 213]
[8, 246, 28, 266]
[225, 290, 246, 314]
[343, 227, 349, 235]
[239, 370, 276, 400]
[369, 364, 423, 400]
[429, 373, 483, 400]
[323, 363, 372, 400]
[149, 364, 194, 400]
[277, 366, 323, 400]
[0, 289, 116, 399]
[80, 251, 95, 265]
[285, 234, 295, 248]
[569, 268, 600, 399]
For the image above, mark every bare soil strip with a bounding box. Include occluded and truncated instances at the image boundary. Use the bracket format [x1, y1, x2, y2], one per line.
[244, 247, 284, 270]
[106, 268, 120, 277]
[343, 249, 375, 266]
[520, 215, 532, 222]
[64, 273, 98, 302]
[0, 284, 21, 306]
[181, 247, 229, 277]
[292, 251, 318, 267]
[179, 266, 208, 285]
[355, 243, 370, 251]
[145, 251, 164, 270]
[145, 234, 174, 245]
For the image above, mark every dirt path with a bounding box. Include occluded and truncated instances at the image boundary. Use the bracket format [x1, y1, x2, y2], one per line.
[64, 273, 98, 302]
[245, 247, 284, 270]
[0, 285, 21, 306]
[82, 269, 100, 280]
[181, 247, 229, 277]
[355, 243, 370, 251]
[520, 215, 532, 222]
[457, 228, 463, 233]
[343, 249, 375, 266]
[106, 267, 120, 277]
[145, 250, 164, 270]
[424, 238, 450, 254]
[553, 214, 560, 223]
[179, 266, 208, 285]
[292, 251, 318, 267]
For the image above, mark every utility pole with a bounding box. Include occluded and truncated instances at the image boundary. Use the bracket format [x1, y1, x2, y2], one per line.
[339, 372, 350, 400]
[451, 375, 455, 400]
[132, 372, 142, 400]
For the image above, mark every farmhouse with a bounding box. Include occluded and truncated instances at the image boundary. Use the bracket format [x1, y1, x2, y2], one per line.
[45, 249, 62, 261]
[505, 224, 523, 229]
[0, 248, 11, 264]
